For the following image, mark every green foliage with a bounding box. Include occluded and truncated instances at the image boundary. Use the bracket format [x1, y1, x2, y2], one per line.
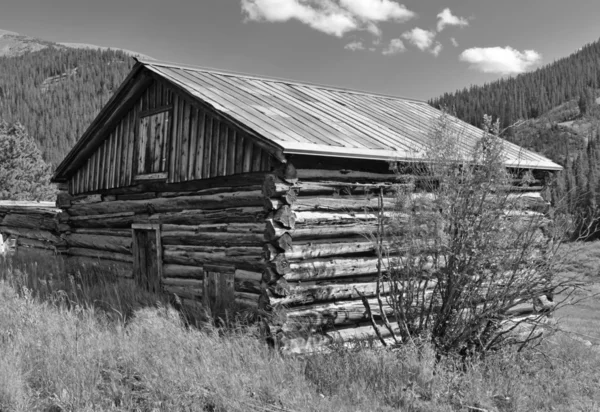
[0, 47, 135, 165]
[0, 121, 55, 201]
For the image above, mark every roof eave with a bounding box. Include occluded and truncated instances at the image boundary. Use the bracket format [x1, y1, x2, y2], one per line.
[282, 143, 564, 171]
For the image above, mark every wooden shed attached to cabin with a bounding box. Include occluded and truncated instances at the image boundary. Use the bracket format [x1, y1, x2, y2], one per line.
[51, 59, 562, 350]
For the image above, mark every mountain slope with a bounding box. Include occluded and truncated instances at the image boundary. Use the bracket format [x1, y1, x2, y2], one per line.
[0, 47, 136, 164]
[0, 29, 151, 59]
[430, 38, 600, 238]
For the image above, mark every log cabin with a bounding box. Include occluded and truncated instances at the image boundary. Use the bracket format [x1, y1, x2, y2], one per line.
[49, 58, 562, 351]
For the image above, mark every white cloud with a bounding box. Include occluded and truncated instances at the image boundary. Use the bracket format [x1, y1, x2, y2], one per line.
[459, 46, 542, 74]
[339, 0, 415, 22]
[382, 38, 406, 55]
[401, 27, 436, 51]
[430, 42, 443, 57]
[450, 37, 459, 47]
[241, 0, 415, 38]
[437, 8, 469, 32]
[345, 40, 365, 51]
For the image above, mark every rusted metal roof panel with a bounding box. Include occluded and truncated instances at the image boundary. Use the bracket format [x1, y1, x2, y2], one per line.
[133, 59, 564, 171]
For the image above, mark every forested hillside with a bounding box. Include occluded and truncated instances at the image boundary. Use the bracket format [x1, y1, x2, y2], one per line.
[430, 38, 600, 238]
[0, 47, 135, 165]
[430, 39, 600, 133]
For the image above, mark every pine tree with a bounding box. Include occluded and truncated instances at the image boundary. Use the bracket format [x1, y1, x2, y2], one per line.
[0, 121, 56, 201]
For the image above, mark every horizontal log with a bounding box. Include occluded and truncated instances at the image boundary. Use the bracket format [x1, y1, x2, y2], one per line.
[235, 269, 263, 282]
[163, 245, 262, 256]
[284, 256, 439, 281]
[286, 257, 383, 281]
[162, 231, 264, 247]
[162, 250, 264, 271]
[158, 185, 263, 198]
[163, 264, 204, 279]
[162, 277, 203, 288]
[0, 201, 58, 214]
[70, 228, 132, 237]
[265, 219, 377, 242]
[116, 192, 157, 201]
[65, 234, 131, 254]
[16, 237, 58, 251]
[64, 256, 133, 278]
[67, 191, 265, 217]
[161, 223, 264, 233]
[71, 194, 103, 205]
[68, 215, 136, 229]
[147, 207, 267, 225]
[68, 211, 134, 221]
[284, 241, 377, 260]
[67, 247, 133, 263]
[284, 297, 396, 327]
[1, 213, 58, 231]
[268, 279, 436, 306]
[0, 226, 62, 244]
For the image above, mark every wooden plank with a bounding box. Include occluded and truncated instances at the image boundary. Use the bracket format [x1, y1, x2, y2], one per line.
[234, 133, 244, 174]
[187, 107, 198, 180]
[217, 122, 228, 176]
[101, 140, 108, 190]
[227, 129, 236, 175]
[137, 116, 148, 175]
[210, 118, 220, 178]
[115, 123, 123, 188]
[180, 102, 191, 181]
[203, 114, 213, 179]
[168, 96, 180, 183]
[155, 226, 163, 293]
[110, 132, 118, 188]
[120, 111, 129, 187]
[152, 111, 166, 172]
[242, 136, 253, 173]
[174, 96, 185, 182]
[148, 82, 156, 111]
[252, 143, 262, 172]
[194, 111, 206, 179]
[83, 157, 89, 194]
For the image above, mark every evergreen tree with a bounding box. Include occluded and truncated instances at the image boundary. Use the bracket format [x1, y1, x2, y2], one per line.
[0, 121, 56, 201]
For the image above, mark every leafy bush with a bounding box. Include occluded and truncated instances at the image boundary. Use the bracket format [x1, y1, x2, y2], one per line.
[366, 114, 572, 357]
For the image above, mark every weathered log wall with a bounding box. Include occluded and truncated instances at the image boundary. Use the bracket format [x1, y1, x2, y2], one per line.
[260, 162, 553, 353]
[0, 201, 63, 253]
[57, 173, 271, 311]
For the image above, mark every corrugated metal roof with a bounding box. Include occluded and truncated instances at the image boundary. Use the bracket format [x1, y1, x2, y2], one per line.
[138, 59, 561, 171]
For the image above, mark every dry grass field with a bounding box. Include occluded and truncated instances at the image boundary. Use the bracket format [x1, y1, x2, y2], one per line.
[0, 244, 599, 412]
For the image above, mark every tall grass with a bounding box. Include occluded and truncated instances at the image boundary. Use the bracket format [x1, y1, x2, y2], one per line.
[1, 250, 599, 411]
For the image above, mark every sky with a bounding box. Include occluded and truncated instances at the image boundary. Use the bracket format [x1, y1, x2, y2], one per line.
[1, 0, 599, 101]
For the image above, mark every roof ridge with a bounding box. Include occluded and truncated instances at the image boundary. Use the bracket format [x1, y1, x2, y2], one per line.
[135, 57, 427, 104]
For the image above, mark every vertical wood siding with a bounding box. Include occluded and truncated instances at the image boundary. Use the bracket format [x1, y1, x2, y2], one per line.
[70, 80, 275, 195]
